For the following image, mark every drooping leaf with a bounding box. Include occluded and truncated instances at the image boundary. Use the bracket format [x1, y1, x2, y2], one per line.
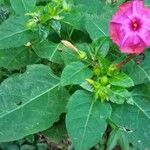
[0, 46, 39, 69]
[0, 65, 69, 142]
[0, 16, 34, 49]
[61, 61, 93, 86]
[111, 83, 150, 150]
[42, 120, 67, 143]
[33, 40, 63, 64]
[107, 128, 129, 150]
[109, 72, 134, 88]
[66, 90, 112, 150]
[10, 0, 36, 14]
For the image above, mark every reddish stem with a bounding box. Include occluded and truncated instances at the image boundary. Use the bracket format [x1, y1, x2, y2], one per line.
[116, 54, 137, 69]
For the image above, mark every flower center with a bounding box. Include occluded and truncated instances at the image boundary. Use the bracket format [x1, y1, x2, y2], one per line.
[130, 18, 141, 31]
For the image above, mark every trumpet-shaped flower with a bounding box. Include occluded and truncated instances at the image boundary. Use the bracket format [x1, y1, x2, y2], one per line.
[109, 0, 150, 54]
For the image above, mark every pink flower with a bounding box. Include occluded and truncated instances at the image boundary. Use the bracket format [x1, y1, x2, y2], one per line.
[109, 0, 150, 54]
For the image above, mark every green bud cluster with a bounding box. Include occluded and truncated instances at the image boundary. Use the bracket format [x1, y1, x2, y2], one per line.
[87, 75, 110, 102]
[26, 0, 72, 30]
[87, 63, 121, 102]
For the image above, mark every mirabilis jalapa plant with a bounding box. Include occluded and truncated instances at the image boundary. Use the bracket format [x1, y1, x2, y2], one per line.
[64, 0, 150, 149]
[0, 0, 150, 150]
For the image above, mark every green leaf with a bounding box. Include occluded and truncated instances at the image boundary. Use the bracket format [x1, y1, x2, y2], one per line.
[0, 65, 69, 142]
[123, 51, 150, 85]
[109, 72, 134, 88]
[111, 83, 150, 150]
[107, 128, 129, 150]
[0, 46, 39, 69]
[61, 61, 93, 86]
[85, 14, 108, 39]
[109, 87, 133, 105]
[10, 0, 36, 14]
[60, 43, 90, 66]
[62, 9, 84, 30]
[91, 37, 110, 57]
[66, 90, 112, 150]
[60, 46, 78, 65]
[42, 120, 67, 143]
[33, 40, 63, 64]
[0, 16, 34, 49]
[73, 0, 104, 15]
[145, 0, 150, 6]
[80, 1, 117, 39]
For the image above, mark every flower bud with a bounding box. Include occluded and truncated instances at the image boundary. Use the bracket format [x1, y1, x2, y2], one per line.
[77, 51, 87, 60]
[98, 89, 107, 102]
[61, 40, 78, 52]
[100, 76, 109, 86]
[107, 64, 119, 76]
[93, 67, 101, 76]
[26, 20, 37, 29]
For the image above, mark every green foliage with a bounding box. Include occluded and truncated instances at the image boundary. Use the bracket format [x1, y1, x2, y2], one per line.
[0, 0, 149, 149]
[61, 61, 93, 86]
[109, 72, 134, 88]
[0, 16, 34, 49]
[111, 83, 150, 150]
[107, 128, 129, 150]
[145, 0, 150, 6]
[33, 40, 63, 64]
[123, 52, 150, 85]
[0, 46, 39, 69]
[42, 120, 67, 143]
[109, 87, 133, 104]
[10, 0, 36, 14]
[0, 65, 69, 142]
[66, 90, 111, 150]
[85, 14, 108, 39]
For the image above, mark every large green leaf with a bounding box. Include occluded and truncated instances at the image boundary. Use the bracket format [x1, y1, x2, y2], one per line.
[61, 61, 93, 86]
[111, 83, 150, 150]
[0, 16, 34, 49]
[10, 0, 36, 14]
[109, 72, 134, 88]
[0, 46, 39, 69]
[75, 0, 117, 39]
[85, 14, 108, 39]
[66, 90, 111, 150]
[33, 40, 63, 64]
[0, 65, 69, 142]
[145, 0, 150, 6]
[123, 53, 150, 85]
[62, 9, 84, 30]
[73, 0, 101, 15]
